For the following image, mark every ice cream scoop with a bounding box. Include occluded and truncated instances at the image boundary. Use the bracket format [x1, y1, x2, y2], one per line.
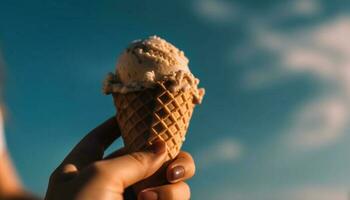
[117, 36, 190, 84]
[104, 36, 204, 103]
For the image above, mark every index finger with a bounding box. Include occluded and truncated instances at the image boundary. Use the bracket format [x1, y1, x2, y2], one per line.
[61, 117, 121, 170]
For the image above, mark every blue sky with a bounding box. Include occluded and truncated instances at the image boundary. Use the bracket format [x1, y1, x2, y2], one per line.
[1, 0, 350, 199]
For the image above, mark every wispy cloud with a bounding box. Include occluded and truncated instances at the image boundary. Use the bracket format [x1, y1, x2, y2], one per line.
[195, 138, 243, 168]
[285, 97, 348, 150]
[242, 16, 350, 90]
[193, 0, 322, 27]
[291, 0, 322, 16]
[283, 17, 350, 87]
[198, 185, 348, 200]
[238, 16, 350, 150]
[193, 0, 347, 151]
[291, 186, 347, 200]
[192, 0, 238, 23]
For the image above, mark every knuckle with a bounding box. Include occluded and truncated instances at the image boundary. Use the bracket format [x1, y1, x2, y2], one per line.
[128, 152, 149, 167]
[179, 151, 195, 165]
[178, 151, 196, 176]
[167, 188, 178, 199]
[183, 182, 191, 193]
[169, 182, 191, 200]
[182, 183, 191, 200]
[180, 151, 193, 160]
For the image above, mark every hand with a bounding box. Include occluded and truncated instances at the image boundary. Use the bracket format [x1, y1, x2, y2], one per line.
[45, 117, 195, 200]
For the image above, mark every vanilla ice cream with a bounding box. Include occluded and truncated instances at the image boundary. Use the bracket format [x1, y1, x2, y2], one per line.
[104, 35, 204, 104]
[117, 36, 190, 83]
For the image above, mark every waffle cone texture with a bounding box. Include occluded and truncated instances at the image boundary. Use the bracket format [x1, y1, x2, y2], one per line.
[113, 81, 195, 160]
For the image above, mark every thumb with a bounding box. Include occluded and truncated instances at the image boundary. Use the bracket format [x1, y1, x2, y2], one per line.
[100, 140, 167, 189]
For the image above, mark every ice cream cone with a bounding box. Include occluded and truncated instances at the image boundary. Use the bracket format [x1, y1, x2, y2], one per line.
[103, 36, 205, 193]
[113, 80, 195, 160]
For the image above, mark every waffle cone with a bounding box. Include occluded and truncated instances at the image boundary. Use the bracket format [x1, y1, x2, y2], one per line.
[113, 81, 195, 160]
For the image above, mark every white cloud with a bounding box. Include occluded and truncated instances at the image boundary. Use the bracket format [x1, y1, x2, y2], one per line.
[198, 185, 348, 200]
[192, 0, 238, 23]
[292, 186, 347, 200]
[239, 66, 288, 90]
[193, 0, 322, 27]
[196, 138, 243, 168]
[286, 97, 348, 150]
[292, 0, 322, 16]
[252, 16, 350, 86]
[239, 16, 350, 150]
[283, 17, 350, 85]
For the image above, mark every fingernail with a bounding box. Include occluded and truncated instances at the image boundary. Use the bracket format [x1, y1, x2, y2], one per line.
[139, 190, 158, 200]
[149, 140, 166, 154]
[170, 165, 185, 182]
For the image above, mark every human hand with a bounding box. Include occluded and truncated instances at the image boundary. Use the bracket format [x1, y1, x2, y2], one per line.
[45, 117, 195, 200]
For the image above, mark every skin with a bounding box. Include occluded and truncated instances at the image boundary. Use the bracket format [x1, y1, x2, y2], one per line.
[0, 57, 190, 200]
[0, 117, 196, 200]
[0, 152, 40, 200]
[46, 117, 195, 200]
